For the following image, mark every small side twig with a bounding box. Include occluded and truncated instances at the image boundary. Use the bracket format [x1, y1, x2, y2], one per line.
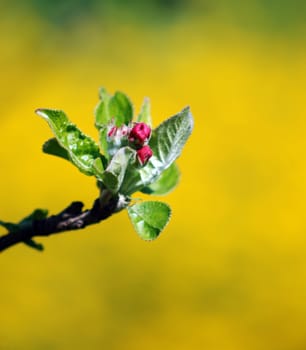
[0, 193, 121, 253]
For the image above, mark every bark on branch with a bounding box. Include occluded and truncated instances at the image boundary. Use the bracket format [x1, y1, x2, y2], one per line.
[0, 192, 123, 253]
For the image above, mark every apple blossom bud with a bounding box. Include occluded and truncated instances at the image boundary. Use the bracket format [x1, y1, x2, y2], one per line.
[128, 123, 151, 148]
[107, 124, 131, 156]
[107, 126, 117, 137]
[107, 124, 130, 139]
[137, 145, 153, 166]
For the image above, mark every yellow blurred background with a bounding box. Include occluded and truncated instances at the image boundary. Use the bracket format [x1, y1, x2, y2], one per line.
[1, 1, 306, 349]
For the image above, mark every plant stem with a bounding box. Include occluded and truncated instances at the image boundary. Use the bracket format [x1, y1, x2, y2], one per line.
[0, 193, 122, 253]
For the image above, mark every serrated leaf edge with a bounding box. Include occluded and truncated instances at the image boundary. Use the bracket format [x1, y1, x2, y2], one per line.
[127, 201, 172, 241]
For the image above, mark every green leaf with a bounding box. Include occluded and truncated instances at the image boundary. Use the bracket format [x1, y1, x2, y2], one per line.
[150, 106, 193, 169]
[95, 88, 133, 128]
[101, 147, 136, 192]
[19, 209, 49, 224]
[118, 165, 142, 196]
[0, 220, 19, 233]
[137, 97, 152, 126]
[98, 128, 108, 156]
[93, 157, 105, 174]
[109, 92, 133, 126]
[0, 209, 47, 251]
[23, 239, 44, 251]
[141, 106, 193, 182]
[123, 107, 193, 194]
[95, 88, 133, 156]
[36, 109, 103, 176]
[43, 138, 70, 161]
[0, 209, 48, 233]
[95, 88, 111, 129]
[19, 209, 47, 251]
[127, 201, 171, 241]
[99, 87, 109, 101]
[141, 162, 180, 195]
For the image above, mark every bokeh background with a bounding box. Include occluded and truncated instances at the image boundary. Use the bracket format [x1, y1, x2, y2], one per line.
[1, 0, 306, 349]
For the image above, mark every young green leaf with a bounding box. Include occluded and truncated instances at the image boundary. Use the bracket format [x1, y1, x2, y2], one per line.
[123, 107, 193, 194]
[95, 88, 133, 156]
[127, 201, 171, 241]
[109, 92, 133, 126]
[118, 165, 142, 196]
[0, 221, 19, 233]
[0, 219, 44, 251]
[95, 88, 111, 129]
[0, 209, 48, 233]
[93, 157, 105, 175]
[141, 106, 193, 181]
[101, 147, 136, 193]
[43, 138, 70, 161]
[19, 208, 49, 224]
[95, 88, 133, 128]
[18, 209, 48, 251]
[151, 106, 193, 169]
[141, 162, 180, 195]
[137, 97, 152, 126]
[36, 109, 103, 176]
[0, 209, 48, 251]
[98, 128, 108, 157]
[23, 239, 44, 251]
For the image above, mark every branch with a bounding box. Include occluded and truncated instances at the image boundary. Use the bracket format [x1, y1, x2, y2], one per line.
[0, 193, 122, 253]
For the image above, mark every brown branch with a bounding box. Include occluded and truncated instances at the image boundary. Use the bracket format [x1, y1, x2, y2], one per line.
[0, 192, 125, 253]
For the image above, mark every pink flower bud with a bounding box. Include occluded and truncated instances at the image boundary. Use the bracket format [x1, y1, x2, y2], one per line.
[137, 145, 153, 166]
[107, 124, 130, 139]
[106, 124, 131, 156]
[107, 126, 117, 137]
[128, 123, 151, 148]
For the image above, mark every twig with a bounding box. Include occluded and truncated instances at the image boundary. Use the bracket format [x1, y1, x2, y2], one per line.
[0, 193, 122, 253]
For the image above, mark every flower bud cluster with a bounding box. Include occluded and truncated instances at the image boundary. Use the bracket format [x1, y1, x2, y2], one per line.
[107, 122, 153, 165]
[129, 123, 152, 166]
[136, 145, 153, 166]
[106, 124, 130, 157]
[128, 123, 151, 147]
